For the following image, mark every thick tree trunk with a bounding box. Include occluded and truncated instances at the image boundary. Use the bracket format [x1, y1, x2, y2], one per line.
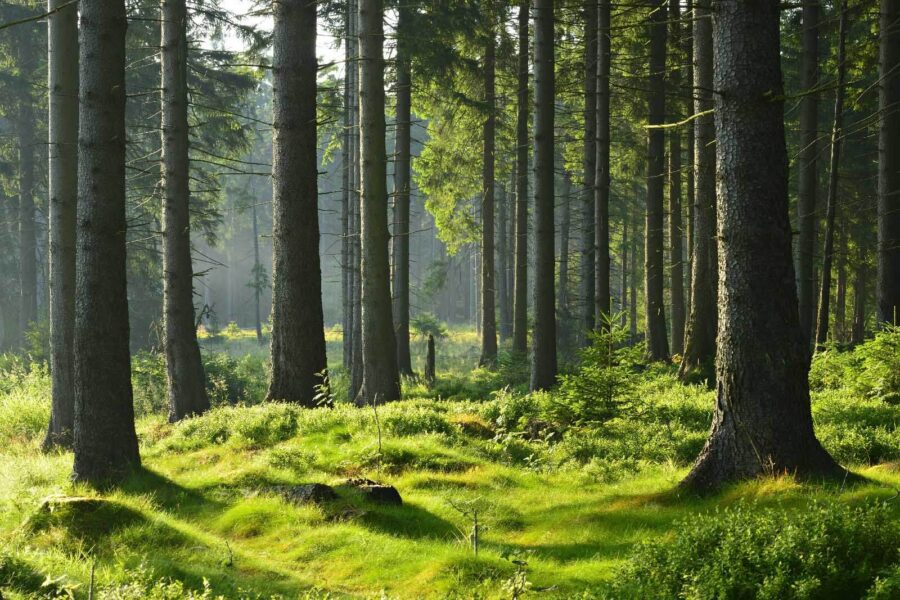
[45, 0, 78, 449]
[479, 28, 498, 366]
[797, 0, 820, 344]
[814, 1, 847, 349]
[581, 0, 597, 337]
[512, 0, 529, 355]
[595, 0, 611, 330]
[531, 0, 556, 391]
[358, 0, 400, 404]
[679, 0, 716, 378]
[73, 0, 141, 482]
[162, 0, 210, 421]
[267, 0, 328, 406]
[668, 0, 684, 356]
[392, 4, 413, 375]
[877, 0, 900, 325]
[645, 0, 669, 362]
[682, 0, 841, 491]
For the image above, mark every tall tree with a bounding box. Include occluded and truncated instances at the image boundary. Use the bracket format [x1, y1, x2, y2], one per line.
[668, 0, 685, 355]
[877, 0, 900, 325]
[512, 0, 529, 355]
[498, 179, 511, 340]
[15, 24, 37, 346]
[645, 0, 669, 361]
[479, 21, 498, 366]
[161, 0, 210, 421]
[531, 0, 556, 390]
[595, 0, 611, 328]
[682, 0, 840, 491]
[342, 0, 353, 369]
[814, 0, 848, 348]
[267, 0, 328, 406]
[392, 3, 413, 375]
[797, 0, 820, 344]
[679, 0, 716, 378]
[358, 0, 401, 404]
[44, 0, 78, 448]
[73, 0, 141, 482]
[581, 0, 597, 337]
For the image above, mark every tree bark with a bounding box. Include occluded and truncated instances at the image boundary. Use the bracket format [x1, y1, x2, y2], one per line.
[44, 0, 78, 449]
[877, 0, 900, 325]
[267, 0, 328, 406]
[682, 0, 841, 491]
[814, 0, 847, 349]
[851, 245, 866, 344]
[645, 0, 669, 362]
[595, 0, 611, 330]
[797, 0, 820, 344]
[668, 0, 685, 356]
[252, 205, 263, 344]
[498, 180, 511, 341]
[679, 0, 716, 379]
[358, 0, 400, 404]
[73, 0, 141, 482]
[479, 26, 498, 366]
[392, 4, 413, 375]
[531, 0, 556, 391]
[512, 0, 529, 355]
[162, 0, 210, 421]
[558, 170, 572, 349]
[581, 0, 597, 337]
[16, 27, 37, 346]
[342, 0, 353, 369]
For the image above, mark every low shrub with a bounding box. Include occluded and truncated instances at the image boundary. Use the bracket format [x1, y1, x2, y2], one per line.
[611, 501, 900, 600]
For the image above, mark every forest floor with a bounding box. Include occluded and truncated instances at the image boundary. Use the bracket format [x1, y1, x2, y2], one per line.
[0, 327, 899, 598]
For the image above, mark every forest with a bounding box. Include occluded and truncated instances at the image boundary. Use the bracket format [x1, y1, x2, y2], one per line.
[0, 0, 899, 596]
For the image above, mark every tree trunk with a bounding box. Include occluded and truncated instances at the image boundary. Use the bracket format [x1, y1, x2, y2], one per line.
[73, 0, 141, 482]
[682, 0, 841, 491]
[581, 0, 597, 338]
[531, 0, 557, 391]
[393, 4, 413, 375]
[342, 0, 352, 369]
[252, 205, 263, 344]
[877, 0, 900, 325]
[797, 0, 820, 344]
[479, 26, 498, 366]
[679, 0, 716, 379]
[558, 171, 572, 349]
[349, 0, 363, 398]
[512, 0, 529, 355]
[621, 204, 628, 327]
[851, 247, 866, 344]
[16, 29, 37, 346]
[684, 0, 695, 320]
[358, 0, 400, 404]
[267, 0, 328, 406]
[162, 0, 210, 421]
[835, 218, 847, 343]
[595, 0, 611, 329]
[814, 0, 847, 349]
[645, 0, 669, 362]
[45, 0, 78, 449]
[498, 181, 510, 341]
[668, 0, 684, 356]
[629, 200, 638, 342]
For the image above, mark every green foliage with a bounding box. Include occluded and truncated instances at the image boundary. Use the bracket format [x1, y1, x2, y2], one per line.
[410, 312, 449, 340]
[0, 360, 49, 443]
[611, 501, 900, 600]
[810, 325, 900, 402]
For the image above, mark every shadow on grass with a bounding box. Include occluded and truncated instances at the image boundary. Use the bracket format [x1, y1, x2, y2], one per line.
[354, 501, 459, 540]
[120, 466, 228, 517]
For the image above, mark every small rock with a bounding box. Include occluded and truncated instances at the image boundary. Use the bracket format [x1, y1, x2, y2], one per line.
[272, 483, 337, 505]
[344, 478, 403, 505]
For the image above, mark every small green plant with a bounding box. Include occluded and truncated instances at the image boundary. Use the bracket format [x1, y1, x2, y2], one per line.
[410, 312, 449, 340]
[313, 370, 335, 408]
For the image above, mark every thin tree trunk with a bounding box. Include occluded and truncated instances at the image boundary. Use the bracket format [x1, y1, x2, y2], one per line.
[252, 205, 262, 344]
[73, 0, 141, 482]
[877, 0, 900, 325]
[349, 0, 363, 398]
[682, 0, 840, 491]
[629, 200, 638, 343]
[498, 180, 510, 341]
[645, 0, 669, 361]
[358, 0, 400, 404]
[814, 0, 847, 349]
[835, 217, 847, 343]
[16, 28, 37, 345]
[581, 0, 597, 337]
[797, 0, 820, 344]
[480, 26, 498, 366]
[558, 170, 572, 349]
[684, 0, 695, 320]
[621, 203, 628, 327]
[393, 4, 413, 375]
[679, 0, 716, 379]
[267, 0, 328, 406]
[851, 246, 866, 344]
[531, 0, 556, 391]
[668, 0, 684, 356]
[595, 0, 611, 329]
[342, 0, 352, 369]
[162, 0, 210, 421]
[512, 0, 529, 355]
[44, 0, 78, 449]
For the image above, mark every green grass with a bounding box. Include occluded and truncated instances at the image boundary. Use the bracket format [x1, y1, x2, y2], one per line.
[0, 329, 898, 598]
